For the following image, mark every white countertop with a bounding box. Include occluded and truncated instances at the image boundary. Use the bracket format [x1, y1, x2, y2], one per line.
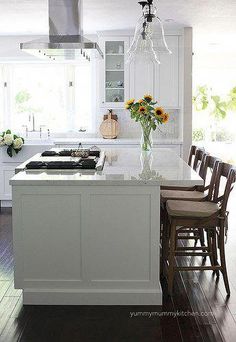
[53, 138, 183, 145]
[10, 148, 202, 187]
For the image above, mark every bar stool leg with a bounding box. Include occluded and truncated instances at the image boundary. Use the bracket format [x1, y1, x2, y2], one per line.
[161, 212, 170, 276]
[168, 220, 176, 295]
[212, 229, 219, 276]
[219, 223, 230, 295]
[206, 229, 215, 268]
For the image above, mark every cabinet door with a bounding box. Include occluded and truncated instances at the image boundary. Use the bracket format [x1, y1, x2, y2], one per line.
[154, 36, 179, 107]
[0, 166, 15, 200]
[99, 37, 130, 108]
[129, 35, 179, 107]
[129, 62, 155, 100]
[129, 35, 155, 100]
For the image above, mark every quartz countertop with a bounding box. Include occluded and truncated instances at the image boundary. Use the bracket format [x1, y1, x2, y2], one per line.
[10, 148, 202, 187]
[53, 138, 183, 145]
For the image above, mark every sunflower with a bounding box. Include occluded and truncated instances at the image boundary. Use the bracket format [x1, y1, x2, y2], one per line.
[138, 99, 144, 104]
[161, 113, 169, 124]
[139, 106, 147, 114]
[155, 107, 165, 116]
[125, 98, 135, 109]
[144, 94, 153, 103]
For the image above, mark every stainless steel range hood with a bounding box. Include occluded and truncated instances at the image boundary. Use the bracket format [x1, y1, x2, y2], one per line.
[20, 0, 103, 61]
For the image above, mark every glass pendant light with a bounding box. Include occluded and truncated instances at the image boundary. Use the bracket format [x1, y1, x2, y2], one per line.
[127, 21, 160, 64]
[127, 15, 145, 61]
[153, 17, 172, 54]
[127, 0, 171, 64]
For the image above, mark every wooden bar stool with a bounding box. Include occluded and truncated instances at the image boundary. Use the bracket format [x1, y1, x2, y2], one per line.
[161, 146, 205, 191]
[163, 162, 236, 296]
[161, 155, 219, 205]
[160, 155, 219, 251]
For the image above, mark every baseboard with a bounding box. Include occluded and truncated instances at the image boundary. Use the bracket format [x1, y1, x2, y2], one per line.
[22, 289, 163, 306]
[0, 201, 12, 208]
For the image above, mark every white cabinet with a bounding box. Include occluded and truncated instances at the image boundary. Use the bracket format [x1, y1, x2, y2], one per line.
[0, 166, 15, 200]
[99, 37, 130, 108]
[129, 35, 179, 108]
[129, 55, 155, 100]
[155, 36, 179, 108]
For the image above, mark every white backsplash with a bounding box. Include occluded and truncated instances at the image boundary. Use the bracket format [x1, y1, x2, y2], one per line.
[96, 109, 180, 141]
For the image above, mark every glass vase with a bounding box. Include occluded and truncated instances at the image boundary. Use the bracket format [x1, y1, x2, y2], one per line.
[140, 125, 153, 151]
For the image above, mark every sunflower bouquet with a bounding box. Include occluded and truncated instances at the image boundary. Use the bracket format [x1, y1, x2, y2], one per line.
[125, 95, 169, 151]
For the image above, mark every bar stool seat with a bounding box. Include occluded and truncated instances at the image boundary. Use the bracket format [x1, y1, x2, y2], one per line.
[166, 200, 220, 218]
[161, 189, 207, 203]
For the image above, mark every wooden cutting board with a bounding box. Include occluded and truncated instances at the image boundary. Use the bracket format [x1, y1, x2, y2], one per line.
[100, 112, 120, 139]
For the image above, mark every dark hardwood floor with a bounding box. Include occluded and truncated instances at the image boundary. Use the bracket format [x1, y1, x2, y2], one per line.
[1, 190, 236, 341]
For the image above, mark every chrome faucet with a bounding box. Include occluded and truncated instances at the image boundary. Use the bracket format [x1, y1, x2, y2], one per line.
[39, 125, 46, 139]
[27, 114, 47, 138]
[29, 113, 36, 132]
[22, 125, 29, 138]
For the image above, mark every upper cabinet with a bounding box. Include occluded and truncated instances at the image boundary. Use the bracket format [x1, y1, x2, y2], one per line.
[99, 33, 180, 109]
[129, 54, 156, 101]
[129, 35, 179, 108]
[99, 37, 130, 108]
[155, 36, 179, 108]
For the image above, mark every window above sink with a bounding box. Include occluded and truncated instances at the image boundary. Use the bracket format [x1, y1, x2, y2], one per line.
[0, 63, 96, 134]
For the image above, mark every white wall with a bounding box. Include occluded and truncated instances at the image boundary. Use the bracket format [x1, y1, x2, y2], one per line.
[0, 35, 43, 62]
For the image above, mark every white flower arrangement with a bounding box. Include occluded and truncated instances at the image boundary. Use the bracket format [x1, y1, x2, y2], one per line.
[0, 130, 24, 157]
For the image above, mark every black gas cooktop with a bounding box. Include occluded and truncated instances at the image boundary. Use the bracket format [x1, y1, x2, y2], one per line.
[26, 159, 97, 170]
[25, 147, 105, 170]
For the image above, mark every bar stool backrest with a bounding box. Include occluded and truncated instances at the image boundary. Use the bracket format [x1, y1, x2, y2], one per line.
[220, 168, 236, 215]
[203, 156, 221, 199]
[188, 145, 197, 167]
[193, 148, 205, 172]
[211, 163, 236, 216]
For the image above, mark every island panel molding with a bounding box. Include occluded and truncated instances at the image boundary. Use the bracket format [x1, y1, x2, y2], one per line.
[12, 185, 161, 305]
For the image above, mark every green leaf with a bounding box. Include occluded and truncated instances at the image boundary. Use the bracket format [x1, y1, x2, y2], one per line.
[211, 95, 220, 104]
[132, 103, 139, 111]
[6, 129, 11, 134]
[7, 146, 13, 157]
[15, 148, 22, 154]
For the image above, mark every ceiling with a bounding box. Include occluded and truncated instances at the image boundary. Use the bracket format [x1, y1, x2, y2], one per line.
[0, 0, 236, 51]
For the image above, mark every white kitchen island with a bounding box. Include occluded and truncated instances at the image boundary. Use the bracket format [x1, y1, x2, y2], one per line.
[10, 148, 202, 306]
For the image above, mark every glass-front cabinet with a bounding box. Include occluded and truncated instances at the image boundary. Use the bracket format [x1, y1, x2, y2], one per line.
[99, 37, 130, 108]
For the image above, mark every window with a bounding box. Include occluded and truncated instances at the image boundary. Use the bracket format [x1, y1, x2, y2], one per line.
[0, 66, 3, 128]
[74, 63, 93, 131]
[0, 62, 94, 134]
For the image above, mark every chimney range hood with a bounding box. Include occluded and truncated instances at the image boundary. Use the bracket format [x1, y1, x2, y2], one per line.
[20, 0, 103, 61]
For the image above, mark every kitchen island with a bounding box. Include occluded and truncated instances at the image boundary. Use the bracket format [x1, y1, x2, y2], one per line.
[10, 148, 202, 305]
